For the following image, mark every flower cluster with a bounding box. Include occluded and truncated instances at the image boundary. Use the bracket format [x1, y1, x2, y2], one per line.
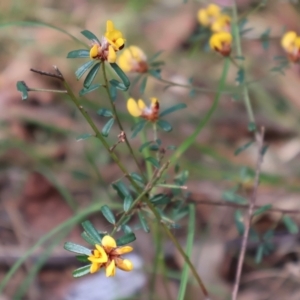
[88, 235, 133, 277]
[117, 46, 148, 73]
[198, 3, 232, 57]
[281, 31, 300, 63]
[127, 97, 160, 121]
[90, 20, 126, 63]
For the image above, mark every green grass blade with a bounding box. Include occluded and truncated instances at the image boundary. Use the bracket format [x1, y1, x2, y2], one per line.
[170, 58, 230, 165]
[177, 204, 196, 300]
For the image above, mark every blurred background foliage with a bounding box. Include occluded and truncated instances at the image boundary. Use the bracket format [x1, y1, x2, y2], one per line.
[2, 0, 300, 299]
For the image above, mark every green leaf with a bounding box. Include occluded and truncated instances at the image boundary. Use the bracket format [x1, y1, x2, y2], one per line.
[130, 172, 145, 184]
[235, 68, 245, 85]
[261, 145, 269, 156]
[145, 157, 160, 168]
[75, 60, 95, 80]
[253, 204, 272, 217]
[81, 221, 101, 243]
[64, 242, 91, 255]
[150, 61, 165, 68]
[109, 85, 117, 101]
[83, 62, 101, 88]
[97, 108, 113, 117]
[234, 210, 245, 235]
[248, 122, 257, 132]
[101, 118, 114, 137]
[282, 215, 299, 234]
[138, 211, 150, 232]
[123, 195, 133, 212]
[79, 83, 101, 96]
[16, 81, 28, 100]
[81, 231, 97, 245]
[110, 63, 130, 88]
[73, 265, 91, 278]
[100, 205, 116, 224]
[76, 133, 93, 141]
[260, 28, 271, 50]
[139, 141, 153, 152]
[116, 232, 136, 246]
[255, 244, 264, 264]
[139, 76, 147, 94]
[150, 193, 171, 205]
[157, 120, 172, 132]
[222, 190, 247, 204]
[149, 50, 164, 62]
[76, 255, 90, 263]
[131, 119, 147, 138]
[149, 144, 159, 151]
[159, 103, 187, 118]
[122, 225, 133, 234]
[67, 49, 90, 59]
[109, 79, 127, 91]
[81, 30, 100, 43]
[112, 181, 130, 199]
[234, 141, 254, 156]
[148, 69, 161, 79]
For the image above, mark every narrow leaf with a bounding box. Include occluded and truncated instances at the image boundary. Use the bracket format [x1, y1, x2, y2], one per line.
[145, 157, 160, 168]
[81, 221, 101, 243]
[83, 62, 101, 88]
[139, 76, 147, 94]
[75, 60, 95, 80]
[131, 119, 147, 138]
[67, 49, 90, 59]
[76, 133, 93, 141]
[100, 205, 116, 224]
[16, 81, 28, 100]
[79, 83, 101, 96]
[234, 141, 254, 156]
[81, 30, 100, 43]
[253, 204, 272, 217]
[138, 211, 150, 232]
[122, 225, 133, 234]
[101, 118, 114, 137]
[97, 108, 113, 117]
[157, 119, 172, 132]
[150, 193, 171, 205]
[110, 63, 130, 88]
[159, 103, 187, 118]
[149, 50, 164, 62]
[139, 141, 153, 152]
[112, 181, 130, 198]
[282, 215, 299, 234]
[123, 195, 133, 212]
[64, 242, 91, 255]
[148, 69, 161, 79]
[109, 79, 126, 91]
[116, 232, 136, 246]
[223, 190, 247, 204]
[130, 172, 145, 184]
[81, 231, 97, 245]
[109, 85, 117, 101]
[76, 255, 90, 263]
[73, 265, 91, 278]
[255, 244, 264, 264]
[234, 210, 245, 235]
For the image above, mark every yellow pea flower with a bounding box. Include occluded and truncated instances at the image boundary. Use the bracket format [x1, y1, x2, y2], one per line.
[117, 46, 148, 73]
[105, 20, 126, 51]
[211, 15, 231, 33]
[127, 97, 160, 122]
[198, 4, 221, 27]
[281, 31, 300, 62]
[209, 32, 232, 56]
[88, 235, 133, 277]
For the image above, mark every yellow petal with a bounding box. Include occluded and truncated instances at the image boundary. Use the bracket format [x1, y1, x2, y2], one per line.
[197, 9, 209, 26]
[117, 53, 132, 72]
[129, 46, 146, 61]
[127, 98, 142, 117]
[106, 20, 114, 32]
[102, 235, 117, 249]
[90, 262, 101, 274]
[281, 31, 297, 52]
[112, 246, 133, 255]
[211, 14, 231, 32]
[106, 260, 116, 277]
[107, 45, 117, 63]
[137, 99, 146, 110]
[294, 36, 300, 48]
[115, 258, 133, 271]
[90, 44, 99, 59]
[206, 4, 221, 17]
[209, 32, 232, 50]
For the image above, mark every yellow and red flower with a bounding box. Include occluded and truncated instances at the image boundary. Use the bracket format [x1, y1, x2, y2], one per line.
[281, 31, 300, 63]
[209, 32, 232, 56]
[117, 46, 148, 73]
[88, 235, 133, 277]
[89, 20, 126, 63]
[127, 97, 160, 122]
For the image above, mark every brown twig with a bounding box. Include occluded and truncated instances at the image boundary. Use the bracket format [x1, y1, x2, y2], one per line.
[232, 127, 265, 300]
[30, 66, 64, 81]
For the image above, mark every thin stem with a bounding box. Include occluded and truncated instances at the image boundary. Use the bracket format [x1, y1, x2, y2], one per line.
[232, 128, 265, 300]
[27, 88, 67, 94]
[101, 62, 145, 178]
[232, 0, 256, 125]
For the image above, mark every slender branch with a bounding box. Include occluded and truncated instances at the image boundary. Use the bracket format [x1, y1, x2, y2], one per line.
[101, 63, 145, 178]
[27, 88, 67, 94]
[30, 68, 64, 81]
[232, 128, 265, 300]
